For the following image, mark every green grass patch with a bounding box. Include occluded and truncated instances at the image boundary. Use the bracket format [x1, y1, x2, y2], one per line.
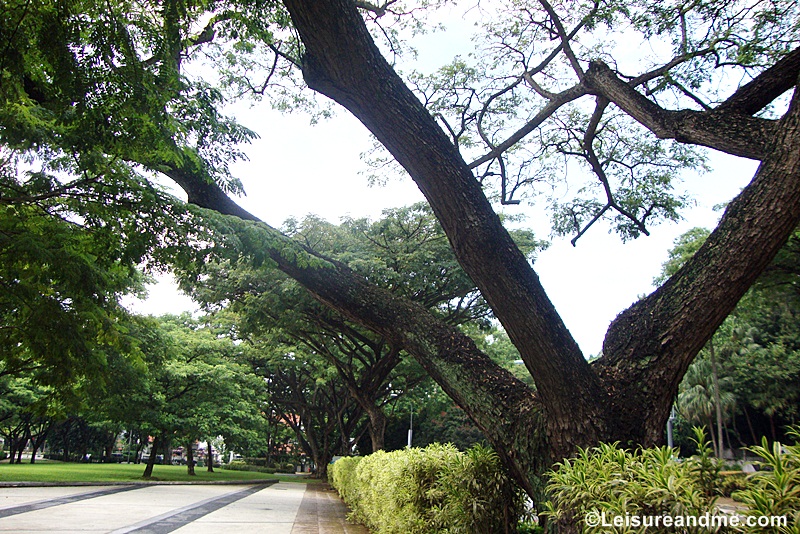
[0, 462, 279, 484]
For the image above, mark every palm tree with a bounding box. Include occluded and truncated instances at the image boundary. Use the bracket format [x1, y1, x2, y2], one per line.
[677, 356, 736, 458]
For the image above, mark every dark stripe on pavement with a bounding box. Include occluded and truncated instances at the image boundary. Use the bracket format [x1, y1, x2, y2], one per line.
[0, 485, 139, 518]
[113, 483, 274, 534]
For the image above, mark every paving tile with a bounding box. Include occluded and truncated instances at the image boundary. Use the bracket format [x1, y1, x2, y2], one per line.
[290, 484, 369, 534]
[0, 481, 369, 533]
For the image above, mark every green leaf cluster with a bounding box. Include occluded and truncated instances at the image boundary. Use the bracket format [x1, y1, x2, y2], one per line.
[90, 314, 267, 464]
[544, 434, 724, 533]
[0, 200, 142, 389]
[543, 430, 800, 532]
[0, 0, 261, 189]
[737, 431, 800, 531]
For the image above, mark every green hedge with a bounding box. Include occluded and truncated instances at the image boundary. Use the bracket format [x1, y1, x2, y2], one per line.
[278, 462, 295, 473]
[329, 443, 529, 533]
[222, 461, 277, 474]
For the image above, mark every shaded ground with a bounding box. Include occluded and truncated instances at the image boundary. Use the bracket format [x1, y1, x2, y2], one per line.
[292, 484, 369, 534]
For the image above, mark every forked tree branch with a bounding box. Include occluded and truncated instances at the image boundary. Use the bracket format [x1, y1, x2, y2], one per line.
[583, 61, 778, 160]
[600, 83, 800, 444]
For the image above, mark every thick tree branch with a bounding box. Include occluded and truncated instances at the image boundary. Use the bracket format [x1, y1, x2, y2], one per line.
[152, 154, 547, 494]
[584, 61, 778, 160]
[598, 83, 800, 445]
[717, 48, 800, 116]
[281, 0, 608, 459]
[161, 166, 258, 221]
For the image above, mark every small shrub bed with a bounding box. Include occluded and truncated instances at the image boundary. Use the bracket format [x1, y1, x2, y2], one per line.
[544, 433, 718, 532]
[734, 434, 800, 529]
[222, 461, 277, 474]
[544, 428, 800, 533]
[277, 462, 295, 473]
[241, 457, 269, 467]
[332, 431, 799, 533]
[329, 443, 529, 533]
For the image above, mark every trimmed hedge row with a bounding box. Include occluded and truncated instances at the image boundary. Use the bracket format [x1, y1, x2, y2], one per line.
[222, 461, 278, 474]
[224, 461, 298, 473]
[329, 443, 529, 533]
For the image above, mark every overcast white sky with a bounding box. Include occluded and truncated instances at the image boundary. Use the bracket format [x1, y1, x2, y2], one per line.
[124, 7, 758, 357]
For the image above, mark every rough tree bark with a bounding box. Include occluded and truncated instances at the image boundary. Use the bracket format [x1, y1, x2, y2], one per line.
[279, 0, 800, 451]
[281, 0, 607, 465]
[153, 0, 800, 499]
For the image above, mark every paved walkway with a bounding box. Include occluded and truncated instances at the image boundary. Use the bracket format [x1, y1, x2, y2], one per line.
[0, 482, 370, 533]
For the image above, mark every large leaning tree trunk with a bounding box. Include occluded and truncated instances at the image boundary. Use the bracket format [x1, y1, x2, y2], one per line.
[281, 0, 800, 452]
[151, 0, 800, 499]
[282, 0, 608, 462]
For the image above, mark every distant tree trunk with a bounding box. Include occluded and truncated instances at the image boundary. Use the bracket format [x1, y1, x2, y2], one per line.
[5, 436, 14, 464]
[102, 430, 116, 463]
[206, 440, 214, 472]
[7, 435, 19, 464]
[12, 430, 27, 464]
[142, 435, 161, 478]
[365, 405, 386, 453]
[709, 339, 725, 458]
[309, 441, 323, 478]
[29, 425, 51, 464]
[743, 405, 758, 445]
[301, 430, 332, 480]
[770, 414, 777, 442]
[162, 438, 172, 465]
[134, 439, 144, 464]
[186, 441, 195, 476]
[78, 443, 88, 463]
[708, 416, 719, 458]
[315, 454, 330, 480]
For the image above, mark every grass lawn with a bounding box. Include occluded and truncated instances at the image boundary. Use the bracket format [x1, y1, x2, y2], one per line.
[0, 461, 319, 484]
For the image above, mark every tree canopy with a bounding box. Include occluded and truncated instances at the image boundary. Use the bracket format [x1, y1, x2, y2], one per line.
[3, 0, 800, 501]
